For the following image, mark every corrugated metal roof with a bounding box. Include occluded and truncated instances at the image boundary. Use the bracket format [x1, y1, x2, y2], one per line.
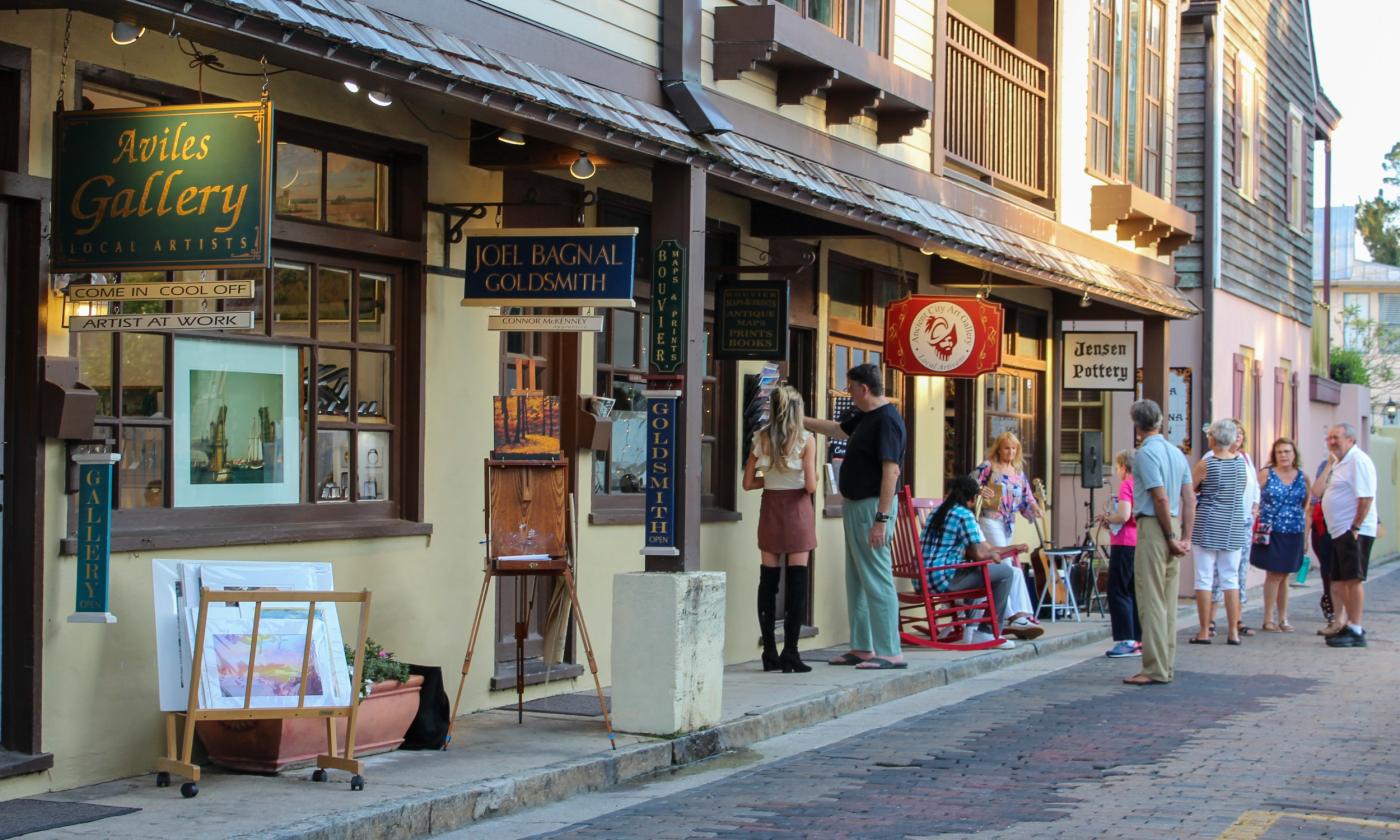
[207, 0, 1197, 318]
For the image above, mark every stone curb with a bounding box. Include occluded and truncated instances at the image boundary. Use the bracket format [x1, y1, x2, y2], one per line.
[231, 619, 1118, 840]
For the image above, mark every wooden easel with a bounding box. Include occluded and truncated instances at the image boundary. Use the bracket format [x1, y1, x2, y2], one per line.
[155, 588, 373, 798]
[446, 459, 614, 750]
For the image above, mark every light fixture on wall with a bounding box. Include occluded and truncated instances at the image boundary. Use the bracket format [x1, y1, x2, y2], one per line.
[497, 130, 526, 146]
[367, 89, 393, 107]
[110, 20, 146, 45]
[1080, 287, 1093, 308]
[1387, 398, 1397, 424]
[919, 238, 936, 256]
[569, 151, 596, 180]
[343, 79, 361, 94]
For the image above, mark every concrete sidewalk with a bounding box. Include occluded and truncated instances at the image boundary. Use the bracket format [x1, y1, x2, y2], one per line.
[29, 572, 1335, 840]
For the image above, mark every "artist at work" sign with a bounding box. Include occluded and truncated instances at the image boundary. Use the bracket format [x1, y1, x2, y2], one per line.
[51, 100, 274, 273]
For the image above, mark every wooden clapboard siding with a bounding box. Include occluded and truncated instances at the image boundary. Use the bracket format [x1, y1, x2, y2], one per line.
[1218, 0, 1316, 324]
[1172, 21, 1208, 288]
[480, 0, 662, 66]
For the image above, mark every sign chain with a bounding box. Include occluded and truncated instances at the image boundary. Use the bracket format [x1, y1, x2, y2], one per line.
[55, 10, 72, 111]
[260, 55, 270, 101]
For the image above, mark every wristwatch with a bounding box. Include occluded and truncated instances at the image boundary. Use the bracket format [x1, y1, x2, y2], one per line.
[874, 512, 891, 523]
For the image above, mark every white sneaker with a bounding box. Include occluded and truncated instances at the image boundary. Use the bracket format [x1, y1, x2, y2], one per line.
[1005, 616, 1045, 640]
[969, 630, 1015, 649]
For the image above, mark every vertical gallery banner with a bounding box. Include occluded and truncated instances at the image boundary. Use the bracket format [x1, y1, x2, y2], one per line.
[51, 100, 274, 273]
[69, 452, 121, 624]
[640, 388, 681, 557]
[650, 240, 686, 373]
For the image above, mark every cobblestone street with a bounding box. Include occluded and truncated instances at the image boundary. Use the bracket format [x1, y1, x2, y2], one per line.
[473, 569, 1400, 840]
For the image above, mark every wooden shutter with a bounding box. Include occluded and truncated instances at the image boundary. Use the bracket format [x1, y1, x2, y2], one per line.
[1252, 361, 1263, 463]
[1284, 111, 1294, 224]
[1273, 367, 1286, 445]
[1232, 353, 1245, 420]
[1232, 52, 1244, 188]
[1291, 372, 1299, 444]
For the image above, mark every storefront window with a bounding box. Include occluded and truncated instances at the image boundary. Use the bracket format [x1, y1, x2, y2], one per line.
[75, 257, 401, 510]
[1060, 389, 1109, 474]
[275, 142, 390, 232]
[985, 369, 1041, 478]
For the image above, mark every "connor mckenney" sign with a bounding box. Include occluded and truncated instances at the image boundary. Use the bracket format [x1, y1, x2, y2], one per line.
[1061, 331, 1137, 390]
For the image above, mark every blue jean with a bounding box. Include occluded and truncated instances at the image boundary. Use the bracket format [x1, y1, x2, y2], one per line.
[1108, 544, 1140, 642]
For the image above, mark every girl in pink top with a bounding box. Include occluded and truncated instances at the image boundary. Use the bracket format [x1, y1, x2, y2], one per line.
[1099, 450, 1140, 657]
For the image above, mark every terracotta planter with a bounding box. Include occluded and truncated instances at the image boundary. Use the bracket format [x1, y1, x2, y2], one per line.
[196, 674, 424, 773]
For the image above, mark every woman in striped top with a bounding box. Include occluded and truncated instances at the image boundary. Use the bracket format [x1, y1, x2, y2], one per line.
[1190, 419, 1251, 645]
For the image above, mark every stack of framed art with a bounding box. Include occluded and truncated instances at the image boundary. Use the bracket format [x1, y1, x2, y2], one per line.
[150, 560, 372, 797]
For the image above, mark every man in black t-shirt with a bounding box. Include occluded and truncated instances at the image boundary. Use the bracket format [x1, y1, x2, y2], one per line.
[804, 364, 907, 669]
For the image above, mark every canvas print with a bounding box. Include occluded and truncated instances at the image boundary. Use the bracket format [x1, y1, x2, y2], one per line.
[188, 370, 284, 486]
[198, 615, 340, 709]
[492, 394, 562, 459]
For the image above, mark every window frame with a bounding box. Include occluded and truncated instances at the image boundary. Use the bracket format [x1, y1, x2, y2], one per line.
[64, 70, 429, 554]
[1059, 388, 1111, 476]
[1084, 0, 1168, 194]
[1234, 50, 1260, 202]
[1286, 104, 1306, 232]
[778, 0, 890, 56]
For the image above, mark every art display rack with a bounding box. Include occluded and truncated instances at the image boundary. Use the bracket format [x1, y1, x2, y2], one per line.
[154, 588, 373, 798]
[446, 459, 615, 749]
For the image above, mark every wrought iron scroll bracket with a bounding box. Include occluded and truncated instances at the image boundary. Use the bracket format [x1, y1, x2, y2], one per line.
[442, 188, 597, 243]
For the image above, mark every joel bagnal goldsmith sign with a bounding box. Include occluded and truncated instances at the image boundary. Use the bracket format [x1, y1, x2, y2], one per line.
[51, 100, 274, 273]
[460, 227, 637, 307]
[1061, 331, 1138, 391]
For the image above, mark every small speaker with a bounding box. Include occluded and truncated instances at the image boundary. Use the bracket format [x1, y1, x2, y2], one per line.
[1080, 431, 1104, 489]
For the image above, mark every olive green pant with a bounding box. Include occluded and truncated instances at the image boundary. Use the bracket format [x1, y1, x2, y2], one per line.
[842, 496, 901, 658]
[1134, 516, 1180, 683]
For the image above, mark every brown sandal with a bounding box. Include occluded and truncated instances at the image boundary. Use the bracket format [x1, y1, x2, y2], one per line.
[1261, 622, 1281, 632]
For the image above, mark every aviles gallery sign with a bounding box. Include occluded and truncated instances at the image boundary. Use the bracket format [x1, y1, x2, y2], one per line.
[883, 296, 1003, 377]
[460, 227, 637, 308]
[51, 100, 274, 273]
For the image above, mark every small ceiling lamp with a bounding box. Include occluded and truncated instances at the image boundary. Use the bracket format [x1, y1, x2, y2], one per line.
[110, 20, 146, 46]
[1080, 288, 1093, 308]
[919, 238, 936, 256]
[498, 130, 526, 146]
[569, 151, 596, 180]
[343, 79, 361, 94]
[367, 89, 393, 107]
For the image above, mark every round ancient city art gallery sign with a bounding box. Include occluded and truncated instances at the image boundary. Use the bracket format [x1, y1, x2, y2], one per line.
[884, 296, 1003, 378]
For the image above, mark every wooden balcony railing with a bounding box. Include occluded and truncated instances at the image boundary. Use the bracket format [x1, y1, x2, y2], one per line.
[943, 8, 1049, 198]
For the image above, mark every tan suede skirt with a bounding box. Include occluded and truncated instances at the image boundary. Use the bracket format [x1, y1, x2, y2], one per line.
[757, 489, 817, 554]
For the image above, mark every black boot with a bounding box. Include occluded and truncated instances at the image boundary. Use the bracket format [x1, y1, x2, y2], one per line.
[780, 565, 812, 673]
[758, 566, 781, 671]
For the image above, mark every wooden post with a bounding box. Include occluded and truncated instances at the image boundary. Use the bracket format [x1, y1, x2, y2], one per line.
[1142, 318, 1171, 411]
[650, 163, 706, 572]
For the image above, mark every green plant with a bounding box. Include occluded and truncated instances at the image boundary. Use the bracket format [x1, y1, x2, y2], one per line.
[347, 637, 410, 697]
[1330, 347, 1371, 386]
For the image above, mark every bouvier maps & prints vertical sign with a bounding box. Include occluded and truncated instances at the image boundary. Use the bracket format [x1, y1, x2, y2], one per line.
[883, 295, 1003, 377]
[52, 100, 274, 273]
[650, 240, 686, 373]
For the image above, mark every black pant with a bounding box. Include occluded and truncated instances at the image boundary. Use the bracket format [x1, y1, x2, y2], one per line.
[1108, 544, 1140, 642]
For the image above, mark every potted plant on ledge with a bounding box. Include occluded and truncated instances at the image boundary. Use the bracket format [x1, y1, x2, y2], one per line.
[196, 637, 425, 773]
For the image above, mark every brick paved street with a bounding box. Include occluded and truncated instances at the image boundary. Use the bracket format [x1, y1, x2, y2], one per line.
[478, 569, 1400, 840]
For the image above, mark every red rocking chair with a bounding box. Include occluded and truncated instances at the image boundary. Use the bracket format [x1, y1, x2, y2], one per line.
[891, 487, 1009, 650]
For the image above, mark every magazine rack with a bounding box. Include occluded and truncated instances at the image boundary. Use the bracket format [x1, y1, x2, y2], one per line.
[154, 588, 373, 798]
[445, 460, 614, 750]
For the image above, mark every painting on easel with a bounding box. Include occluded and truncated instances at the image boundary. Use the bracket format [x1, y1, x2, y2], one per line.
[492, 394, 562, 460]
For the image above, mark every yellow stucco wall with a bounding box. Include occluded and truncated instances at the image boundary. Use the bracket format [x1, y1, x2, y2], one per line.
[5, 8, 953, 795]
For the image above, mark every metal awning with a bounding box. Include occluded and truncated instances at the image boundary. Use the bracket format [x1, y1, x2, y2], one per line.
[198, 0, 1198, 319]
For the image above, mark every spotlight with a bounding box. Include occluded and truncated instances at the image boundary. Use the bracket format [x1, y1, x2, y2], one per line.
[367, 89, 393, 107]
[1080, 288, 1092, 308]
[498, 130, 526, 146]
[343, 80, 361, 94]
[569, 151, 596, 180]
[111, 20, 146, 46]
[919, 238, 936, 256]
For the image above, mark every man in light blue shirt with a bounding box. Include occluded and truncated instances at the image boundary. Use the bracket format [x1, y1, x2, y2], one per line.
[1125, 399, 1195, 685]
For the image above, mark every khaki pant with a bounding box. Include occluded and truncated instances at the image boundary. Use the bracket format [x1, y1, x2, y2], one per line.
[1134, 516, 1180, 683]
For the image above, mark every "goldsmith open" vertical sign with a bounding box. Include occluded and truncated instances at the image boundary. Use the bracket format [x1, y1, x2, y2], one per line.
[640, 388, 680, 557]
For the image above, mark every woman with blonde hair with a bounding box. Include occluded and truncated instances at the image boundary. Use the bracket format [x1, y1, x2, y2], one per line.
[1250, 437, 1310, 631]
[972, 430, 1044, 638]
[743, 384, 818, 673]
